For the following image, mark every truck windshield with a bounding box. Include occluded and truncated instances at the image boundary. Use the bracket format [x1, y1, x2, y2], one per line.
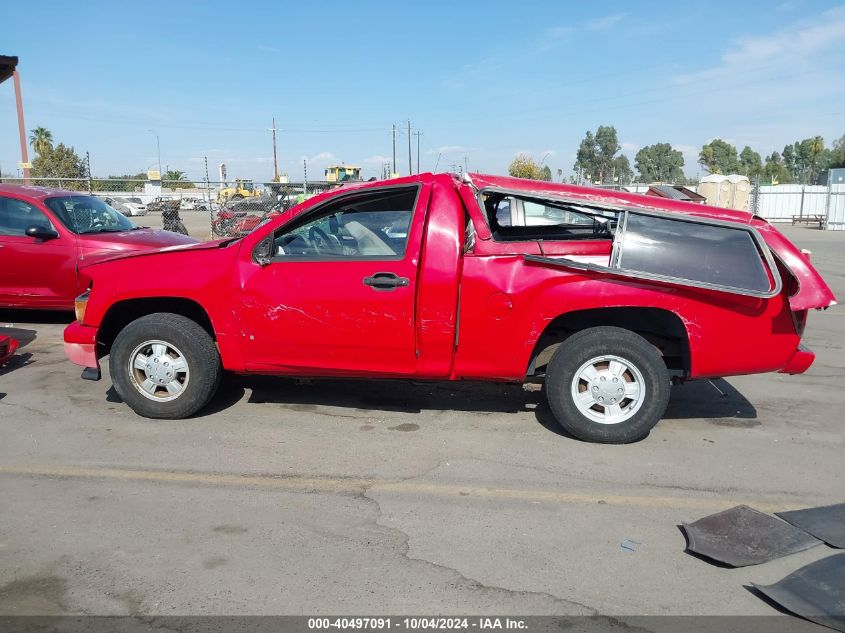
[45, 195, 138, 234]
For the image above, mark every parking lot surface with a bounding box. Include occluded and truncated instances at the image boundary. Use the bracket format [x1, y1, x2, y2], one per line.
[0, 225, 842, 620]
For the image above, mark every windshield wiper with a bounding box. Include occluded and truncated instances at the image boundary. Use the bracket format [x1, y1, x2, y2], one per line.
[78, 227, 132, 234]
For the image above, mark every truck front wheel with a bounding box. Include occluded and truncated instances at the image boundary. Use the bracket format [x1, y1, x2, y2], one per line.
[545, 326, 670, 443]
[109, 313, 221, 419]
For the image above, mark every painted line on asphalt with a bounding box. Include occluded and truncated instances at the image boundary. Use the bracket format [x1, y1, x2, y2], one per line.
[0, 464, 806, 512]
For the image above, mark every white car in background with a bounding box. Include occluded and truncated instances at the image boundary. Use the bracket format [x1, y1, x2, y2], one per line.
[179, 197, 208, 211]
[105, 196, 147, 216]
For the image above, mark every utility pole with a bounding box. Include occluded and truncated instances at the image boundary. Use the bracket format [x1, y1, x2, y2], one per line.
[463, 156, 468, 174]
[86, 152, 92, 193]
[271, 117, 279, 182]
[12, 69, 30, 183]
[204, 156, 212, 232]
[303, 159, 307, 193]
[413, 130, 421, 174]
[407, 120, 412, 176]
[392, 124, 396, 176]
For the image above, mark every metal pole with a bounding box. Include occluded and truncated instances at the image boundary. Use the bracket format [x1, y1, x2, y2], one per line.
[407, 120, 412, 176]
[271, 117, 279, 181]
[415, 131, 420, 174]
[86, 152, 92, 193]
[12, 70, 30, 182]
[824, 170, 832, 230]
[204, 156, 212, 237]
[303, 159, 307, 194]
[392, 124, 396, 176]
[799, 185, 805, 221]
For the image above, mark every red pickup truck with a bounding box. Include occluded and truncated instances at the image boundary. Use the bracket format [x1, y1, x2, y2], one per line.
[64, 173, 836, 443]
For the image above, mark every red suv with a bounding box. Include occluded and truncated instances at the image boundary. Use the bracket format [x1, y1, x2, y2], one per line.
[0, 184, 197, 310]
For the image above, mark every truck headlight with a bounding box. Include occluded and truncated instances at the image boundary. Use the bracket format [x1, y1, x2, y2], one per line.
[74, 290, 90, 323]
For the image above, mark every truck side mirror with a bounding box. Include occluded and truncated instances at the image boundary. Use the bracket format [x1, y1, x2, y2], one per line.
[25, 225, 59, 240]
[253, 236, 273, 267]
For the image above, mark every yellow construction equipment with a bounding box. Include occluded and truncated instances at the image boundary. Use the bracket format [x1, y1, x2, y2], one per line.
[325, 165, 362, 183]
[217, 179, 260, 203]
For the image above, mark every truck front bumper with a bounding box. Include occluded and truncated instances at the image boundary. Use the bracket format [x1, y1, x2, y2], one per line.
[778, 343, 815, 375]
[63, 321, 100, 379]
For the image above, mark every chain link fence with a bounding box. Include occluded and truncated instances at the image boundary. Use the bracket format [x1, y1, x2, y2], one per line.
[3, 173, 844, 236]
[0, 176, 342, 239]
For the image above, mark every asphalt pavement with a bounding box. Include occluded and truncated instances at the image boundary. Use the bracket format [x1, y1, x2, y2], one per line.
[0, 225, 842, 622]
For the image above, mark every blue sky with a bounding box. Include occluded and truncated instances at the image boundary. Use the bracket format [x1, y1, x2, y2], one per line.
[1, 0, 844, 182]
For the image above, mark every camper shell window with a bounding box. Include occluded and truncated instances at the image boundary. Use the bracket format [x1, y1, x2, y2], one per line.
[481, 191, 620, 242]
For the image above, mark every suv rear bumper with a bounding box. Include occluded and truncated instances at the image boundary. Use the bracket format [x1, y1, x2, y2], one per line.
[64, 321, 100, 376]
[778, 343, 815, 375]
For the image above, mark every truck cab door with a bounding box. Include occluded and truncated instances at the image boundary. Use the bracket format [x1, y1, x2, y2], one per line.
[239, 184, 430, 376]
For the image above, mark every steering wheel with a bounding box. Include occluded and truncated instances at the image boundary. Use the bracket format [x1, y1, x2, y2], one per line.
[308, 226, 341, 251]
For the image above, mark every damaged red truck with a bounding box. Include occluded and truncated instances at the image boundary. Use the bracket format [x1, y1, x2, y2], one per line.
[64, 173, 836, 443]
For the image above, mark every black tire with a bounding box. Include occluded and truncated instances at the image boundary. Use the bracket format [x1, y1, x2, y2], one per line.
[109, 313, 221, 419]
[545, 326, 670, 443]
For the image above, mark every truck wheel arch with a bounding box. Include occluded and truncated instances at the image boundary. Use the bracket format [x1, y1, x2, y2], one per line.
[526, 307, 691, 379]
[97, 297, 216, 356]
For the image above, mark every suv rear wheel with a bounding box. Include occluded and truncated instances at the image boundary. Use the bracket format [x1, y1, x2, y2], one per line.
[110, 313, 221, 419]
[545, 326, 670, 443]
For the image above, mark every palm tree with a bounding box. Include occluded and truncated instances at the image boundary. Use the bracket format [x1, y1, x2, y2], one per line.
[809, 136, 825, 183]
[163, 169, 187, 182]
[29, 127, 53, 156]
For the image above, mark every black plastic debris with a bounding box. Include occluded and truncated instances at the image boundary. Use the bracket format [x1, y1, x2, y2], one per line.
[777, 503, 845, 549]
[754, 553, 845, 632]
[682, 504, 821, 567]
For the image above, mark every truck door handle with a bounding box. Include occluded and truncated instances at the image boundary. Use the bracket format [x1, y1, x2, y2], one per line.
[363, 272, 409, 290]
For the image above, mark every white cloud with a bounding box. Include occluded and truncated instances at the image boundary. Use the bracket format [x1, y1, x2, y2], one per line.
[675, 6, 845, 84]
[620, 142, 638, 152]
[673, 144, 700, 167]
[301, 151, 337, 163]
[363, 154, 391, 164]
[586, 13, 627, 31]
[426, 145, 476, 155]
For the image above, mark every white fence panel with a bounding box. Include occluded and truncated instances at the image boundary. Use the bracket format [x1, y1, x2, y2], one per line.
[827, 185, 845, 231]
[755, 185, 831, 223]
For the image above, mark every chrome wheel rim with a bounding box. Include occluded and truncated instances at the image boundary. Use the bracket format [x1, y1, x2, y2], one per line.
[570, 354, 645, 425]
[128, 340, 189, 402]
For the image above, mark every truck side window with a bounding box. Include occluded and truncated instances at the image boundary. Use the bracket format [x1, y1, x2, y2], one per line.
[272, 187, 417, 259]
[482, 192, 619, 242]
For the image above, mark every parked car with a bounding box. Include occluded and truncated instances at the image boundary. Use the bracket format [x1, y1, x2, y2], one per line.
[145, 197, 180, 214]
[212, 196, 285, 237]
[179, 197, 208, 212]
[103, 196, 147, 217]
[0, 184, 198, 310]
[63, 173, 835, 442]
[0, 334, 18, 366]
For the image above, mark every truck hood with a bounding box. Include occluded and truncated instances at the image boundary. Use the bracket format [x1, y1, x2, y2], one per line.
[80, 236, 238, 270]
[77, 229, 206, 268]
[78, 228, 198, 251]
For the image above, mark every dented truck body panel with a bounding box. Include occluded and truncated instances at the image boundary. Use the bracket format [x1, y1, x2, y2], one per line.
[65, 172, 835, 387]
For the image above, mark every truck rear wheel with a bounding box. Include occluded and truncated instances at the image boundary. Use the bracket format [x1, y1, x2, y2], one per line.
[545, 326, 670, 443]
[109, 313, 221, 419]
